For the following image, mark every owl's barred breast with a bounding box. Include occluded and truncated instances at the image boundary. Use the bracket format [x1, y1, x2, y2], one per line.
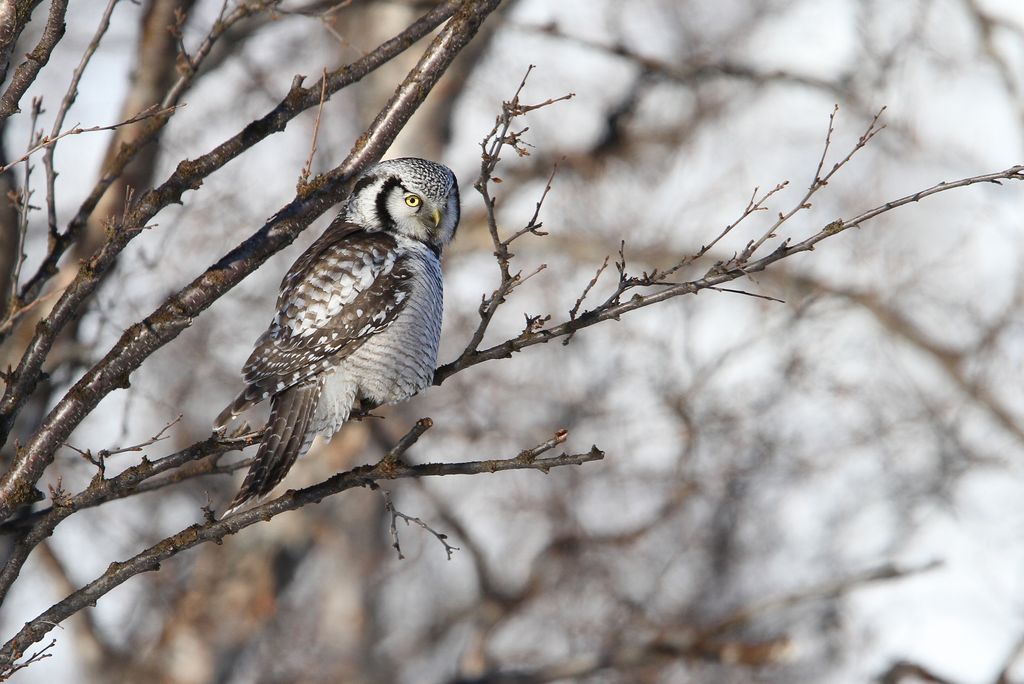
[313, 238, 443, 437]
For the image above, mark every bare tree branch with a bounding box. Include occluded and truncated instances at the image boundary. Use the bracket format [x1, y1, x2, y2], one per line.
[0, 424, 603, 673]
[0, 0, 68, 122]
[39, 0, 121, 240]
[378, 485, 460, 560]
[436, 163, 1024, 384]
[458, 65, 573, 356]
[0, 431, 262, 605]
[11, 0, 287, 317]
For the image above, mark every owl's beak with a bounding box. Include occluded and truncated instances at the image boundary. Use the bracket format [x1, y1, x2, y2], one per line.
[431, 208, 442, 227]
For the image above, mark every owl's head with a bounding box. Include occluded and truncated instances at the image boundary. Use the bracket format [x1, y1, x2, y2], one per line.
[345, 158, 460, 251]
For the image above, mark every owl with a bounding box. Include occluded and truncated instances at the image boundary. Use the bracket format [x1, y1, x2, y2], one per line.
[215, 158, 460, 514]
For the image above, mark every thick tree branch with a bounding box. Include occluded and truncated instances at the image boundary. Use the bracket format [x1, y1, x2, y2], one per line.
[0, 0, 67, 122]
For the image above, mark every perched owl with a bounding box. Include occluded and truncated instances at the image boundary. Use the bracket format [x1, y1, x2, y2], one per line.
[215, 158, 460, 514]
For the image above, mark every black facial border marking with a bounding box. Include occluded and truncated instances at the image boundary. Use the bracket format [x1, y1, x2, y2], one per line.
[448, 180, 461, 239]
[373, 176, 403, 232]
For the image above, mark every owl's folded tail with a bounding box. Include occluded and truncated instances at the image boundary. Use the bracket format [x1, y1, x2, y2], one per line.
[222, 379, 321, 517]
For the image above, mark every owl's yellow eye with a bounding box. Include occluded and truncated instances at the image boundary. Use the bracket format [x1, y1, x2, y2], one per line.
[404, 194, 421, 208]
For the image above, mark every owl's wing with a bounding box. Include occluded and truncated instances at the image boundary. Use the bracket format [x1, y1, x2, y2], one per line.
[221, 225, 414, 420]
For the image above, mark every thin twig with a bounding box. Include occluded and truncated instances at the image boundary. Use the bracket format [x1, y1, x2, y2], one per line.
[656, 181, 789, 283]
[0, 105, 181, 175]
[306, 2, 362, 55]
[564, 255, 610, 345]
[378, 416, 433, 470]
[812, 104, 839, 182]
[298, 67, 329, 190]
[162, 0, 232, 107]
[378, 486, 459, 560]
[39, 0, 121, 238]
[732, 106, 886, 266]
[705, 286, 785, 304]
[501, 161, 560, 245]
[0, 284, 65, 340]
[64, 414, 183, 475]
[0, 638, 56, 682]
[8, 97, 41, 312]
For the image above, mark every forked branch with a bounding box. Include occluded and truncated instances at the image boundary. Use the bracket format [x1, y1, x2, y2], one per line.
[0, 423, 603, 673]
